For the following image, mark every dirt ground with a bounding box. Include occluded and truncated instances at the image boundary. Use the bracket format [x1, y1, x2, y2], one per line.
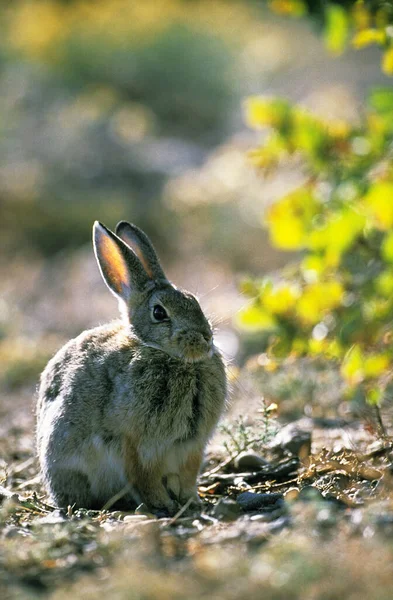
[1, 362, 393, 600]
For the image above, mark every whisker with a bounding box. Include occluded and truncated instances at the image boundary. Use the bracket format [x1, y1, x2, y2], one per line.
[198, 284, 221, 300]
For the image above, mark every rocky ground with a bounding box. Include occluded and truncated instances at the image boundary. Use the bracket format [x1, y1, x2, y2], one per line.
[1, 381, 393, 600]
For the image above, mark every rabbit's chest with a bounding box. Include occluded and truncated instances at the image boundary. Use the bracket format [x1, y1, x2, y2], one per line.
[150, 369, 204, 440]
[128, 358, 217, 441]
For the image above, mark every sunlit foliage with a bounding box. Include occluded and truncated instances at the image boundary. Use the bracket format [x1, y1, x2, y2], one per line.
[269, 0, 393, 73]
[241, 4, 393, 405]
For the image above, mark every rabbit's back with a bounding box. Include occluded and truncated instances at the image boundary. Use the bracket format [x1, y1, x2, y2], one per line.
[37, 320, 134, 428]
[37, 321, 139, 504]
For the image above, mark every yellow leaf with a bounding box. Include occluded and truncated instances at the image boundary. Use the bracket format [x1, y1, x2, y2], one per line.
[266, 188, 319, 251]
[382, 232, 393, 262]
[341, 345, 364, 386]
[301, 255, 325, 281]
[269, 0, 306, 17]
[268, 215, 305, 250]
[363, 182, 393, 229]
[296, 281, 344, 324]
[308, 208, 365, 261]
[245, 97, 290, 130]
[325, 119, 351, 139]
[366, 388, 382, 405]
[375, 270, 393, 297]
[309, 338, 328, 355]
[292, 115, 326, 155]
[263, 284, 300, 315]
[292, 337, 308, 354]
[382, 48, 393, 75]
[352, 29, 385, 49]
[8, 2, 66, 57]
[326, 339, 344, 360]
[363, 354, 390, 378]
[236, 305, 276, 331]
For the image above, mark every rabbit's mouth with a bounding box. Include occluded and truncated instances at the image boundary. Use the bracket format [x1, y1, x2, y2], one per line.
[174, 331, 214, 363]
[183, 348, 213, 363]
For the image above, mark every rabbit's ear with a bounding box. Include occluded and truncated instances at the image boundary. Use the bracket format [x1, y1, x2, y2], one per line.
[93, 221, 150, 301]
[115, 221, 167, 282]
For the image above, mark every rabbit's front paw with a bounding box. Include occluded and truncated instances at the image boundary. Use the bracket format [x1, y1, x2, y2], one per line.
[150, 498, 178, 518]
[166, 474, 201, 510]
[179, 491, 202, 509]
[141, 486, 178, 517]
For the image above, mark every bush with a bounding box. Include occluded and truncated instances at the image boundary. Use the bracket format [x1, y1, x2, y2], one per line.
[240, 2, 393, 407]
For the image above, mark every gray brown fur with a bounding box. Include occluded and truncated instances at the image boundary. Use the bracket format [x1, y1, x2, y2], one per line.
[36, 222, 227, 514]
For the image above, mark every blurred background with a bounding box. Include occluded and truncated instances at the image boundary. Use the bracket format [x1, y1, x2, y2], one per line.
[0, 1, 390, 442]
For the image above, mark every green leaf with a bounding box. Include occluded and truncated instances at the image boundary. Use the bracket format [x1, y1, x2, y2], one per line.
[365, 387, 382, 406]
[369, 88, 393, 115]
[324, 5, 349, 55]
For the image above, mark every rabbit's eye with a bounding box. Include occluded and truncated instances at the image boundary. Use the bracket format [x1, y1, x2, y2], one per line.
[152, 304, 169, 322]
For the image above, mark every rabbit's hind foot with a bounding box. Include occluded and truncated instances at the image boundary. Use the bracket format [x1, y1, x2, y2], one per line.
[46, 469, 95, 510]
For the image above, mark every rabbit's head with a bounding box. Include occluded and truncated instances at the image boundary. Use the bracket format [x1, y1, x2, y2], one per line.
[93, 221, 214, 362]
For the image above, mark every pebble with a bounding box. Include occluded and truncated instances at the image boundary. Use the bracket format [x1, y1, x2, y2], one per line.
[269, 419, 312, 457]
[236, 491, 284, 512]
[284, 487, 300, 502]
[2, 526, 29, 539]
[316, 507, 337, 529]
[212, 497, 242, 521]
[123, 514, 150, 523]
[297, 486, 324, 503]
[234, 452, 271, 472]
[374, 513, 393, 536]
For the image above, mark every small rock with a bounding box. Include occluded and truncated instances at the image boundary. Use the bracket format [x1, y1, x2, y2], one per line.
[234, 452, 271, 472]
[284, 487, 300, 502]
[374, 513, 393, 537]
[3, 526, 24, 539]
[269, 419, 312, 458]
[236, 491, 284, 512]
[316, 507, 337, 529]
[297, 486, 324, 503]
[213, 497, 242, 521]
[123, 514, 150, 523]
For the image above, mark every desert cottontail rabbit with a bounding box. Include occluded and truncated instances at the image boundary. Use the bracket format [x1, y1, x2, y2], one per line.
[37, 221, 227, 515]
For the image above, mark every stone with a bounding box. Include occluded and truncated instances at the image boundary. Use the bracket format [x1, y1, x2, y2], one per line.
[297, 485, 324, 503]
[236, 491, 284, 512]
[123, 514, 150, 523]
[234, 451, 271, 472]
[269, 419, 312, 458]
[212, 497, 242, 521]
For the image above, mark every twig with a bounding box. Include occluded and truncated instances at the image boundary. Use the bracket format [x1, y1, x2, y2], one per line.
[359, 441, 393, 461]
[252, 476, 299, 491]
[163, 497, 193, 527]
[15, 475, 41, 490]
[8, 457, 36, 477]
[374, 405, 388, 438]
[201, 454, 236, 478]
[102, 484, 132, 512]
[0, 486, 52, 514]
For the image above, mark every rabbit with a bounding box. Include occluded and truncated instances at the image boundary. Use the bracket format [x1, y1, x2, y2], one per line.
[36, 221, 227, 515]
